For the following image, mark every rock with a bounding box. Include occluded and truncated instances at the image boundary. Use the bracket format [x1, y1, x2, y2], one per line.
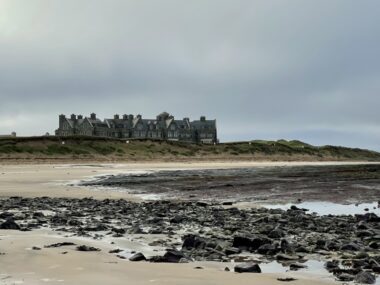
[0, 219, 20, 230]
[337, 273, 354, 282]
[163, 250, 185, 263]
[129, 252, 146, 262]
[325, 260, 339, 271]
[257, 244, 278, 255]
[233, 235, 269, 251]
[340, 242, 361, 251]
[224, 247, 241, 256]
[44, 242, 76, 248]
[234, 263, 262, 273]
[111, 228, 126, 234]
[170, 215, 185, 223]
[276, 253, 300, 261]
[224, 267, 230, 272]
[150, 250, 185, 263]
[268, 228, 284, 239]
[277, 277, 297, 282]
[354, 271, 376, 284]
[182, 234, 206, 250]
[76, 245, 101, 252]
[369, 242, 378, 249]
[289, 263, 307, 271]
[109, 249, 123, 254]
[32, 246, 41, 250]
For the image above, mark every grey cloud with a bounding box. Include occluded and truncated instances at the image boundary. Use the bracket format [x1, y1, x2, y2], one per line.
[0, 0, 379, 150]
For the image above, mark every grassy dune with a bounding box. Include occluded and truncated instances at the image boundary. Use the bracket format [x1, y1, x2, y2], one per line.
[0, 136, 380, 162]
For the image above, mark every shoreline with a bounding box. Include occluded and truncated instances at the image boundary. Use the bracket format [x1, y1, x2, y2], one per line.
[0, 161, 379, 200]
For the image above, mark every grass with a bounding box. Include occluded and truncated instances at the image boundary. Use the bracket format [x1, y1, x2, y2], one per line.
[0, 136, 380, 161]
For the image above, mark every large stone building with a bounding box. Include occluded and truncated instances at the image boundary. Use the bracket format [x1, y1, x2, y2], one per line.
[55, 112, 217, 144]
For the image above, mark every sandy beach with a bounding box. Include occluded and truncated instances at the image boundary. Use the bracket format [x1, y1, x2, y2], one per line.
[0, 161, 377, 199]
[1, 161, 379, 285]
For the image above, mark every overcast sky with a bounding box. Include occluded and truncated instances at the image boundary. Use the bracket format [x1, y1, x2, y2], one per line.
[0, 1, 379, 150]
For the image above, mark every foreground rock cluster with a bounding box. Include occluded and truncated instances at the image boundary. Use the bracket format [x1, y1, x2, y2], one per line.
[0, 197, 379, 283]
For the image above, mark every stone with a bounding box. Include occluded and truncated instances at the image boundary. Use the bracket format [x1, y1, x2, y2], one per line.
[354, 271, 376, 284]
[0, 219, 20, 230]
[337, 273, 354, 282]
[234, 263, 262, 273]
[289, 263, 307, 271]
[76, 245, 101, 252]
[340, 242, 361, 251]
[129, 252, 146, 262]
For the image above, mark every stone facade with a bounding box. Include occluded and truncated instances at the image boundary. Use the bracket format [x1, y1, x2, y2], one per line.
[55, 112, 217, 144]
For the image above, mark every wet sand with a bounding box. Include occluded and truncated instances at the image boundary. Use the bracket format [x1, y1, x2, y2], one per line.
[0, 230, 335, 285]
[0, 161, 378, 200]
[1, 161, 379, 285]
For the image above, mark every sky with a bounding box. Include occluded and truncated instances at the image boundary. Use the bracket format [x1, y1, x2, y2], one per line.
[0, 0, 379, 150]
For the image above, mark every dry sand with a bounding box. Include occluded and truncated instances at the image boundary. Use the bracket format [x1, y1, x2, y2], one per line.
[0, 161, 374, 285]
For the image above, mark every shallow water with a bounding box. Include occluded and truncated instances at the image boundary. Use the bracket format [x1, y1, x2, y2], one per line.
[79, 164, 380, 204]
[264, 201, 380, 216]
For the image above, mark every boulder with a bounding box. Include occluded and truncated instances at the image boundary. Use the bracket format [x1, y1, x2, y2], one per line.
[0, 219, 20, 230]
[182, 234, 206, 250]
[354, 271, 376, 284]
[129, 252, 146, 262]
[234, 263, 262, 273]
[337, 273, 354, 282]
[340, 242, 361, 251]
[76, 245, 101, 252]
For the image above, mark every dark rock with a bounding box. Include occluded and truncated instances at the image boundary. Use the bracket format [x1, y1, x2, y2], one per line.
[337, 273, 354, 282]
[233, 235, 269, 251]
[32, 246, 41, 250]
[182, 234, 206, 250]
[234, 263, 261, 273]
[150, 250, 185, 263]
[257, 244, 278, 255]
[76, 245, 101, 252]
[340, 242, 361, 251]
[109, 249, 123, 254]
[276, 253, 300, 261]
[224, 247, 241, 256]
[268, 228, 284, 239]
[354, 271, 376, 284]
[129, 252, 146, 262]
[170, 215, 185, 223]
[289, 263, 307, 271]
[44, 242, 76, 248]
[277, 277, 297, 282]
[0, 219, 20, 230]
[112, 228, 126, 234]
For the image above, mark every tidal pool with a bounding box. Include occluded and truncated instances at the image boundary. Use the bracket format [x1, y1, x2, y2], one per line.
[263, 201, 380, 216]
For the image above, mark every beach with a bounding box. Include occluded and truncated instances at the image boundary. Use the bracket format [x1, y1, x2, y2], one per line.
[1, 161, 379, 285]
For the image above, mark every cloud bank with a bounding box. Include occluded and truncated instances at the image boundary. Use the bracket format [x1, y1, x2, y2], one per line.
[0, 0, 379, 149]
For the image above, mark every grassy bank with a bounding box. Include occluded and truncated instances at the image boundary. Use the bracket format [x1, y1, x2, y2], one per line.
[0, 136, 380, 162]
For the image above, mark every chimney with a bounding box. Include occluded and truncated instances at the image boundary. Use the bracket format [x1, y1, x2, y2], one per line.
[90, 113, 96, 120]
[59, 114, 65, 128]
[136, 114, 142, 119]
[123, 114, 128, 120]
[78, 115, 83, 120]
[71, 114, 77, 120]
[200, 116, 206, 122]
[114, 114, 120, 120]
